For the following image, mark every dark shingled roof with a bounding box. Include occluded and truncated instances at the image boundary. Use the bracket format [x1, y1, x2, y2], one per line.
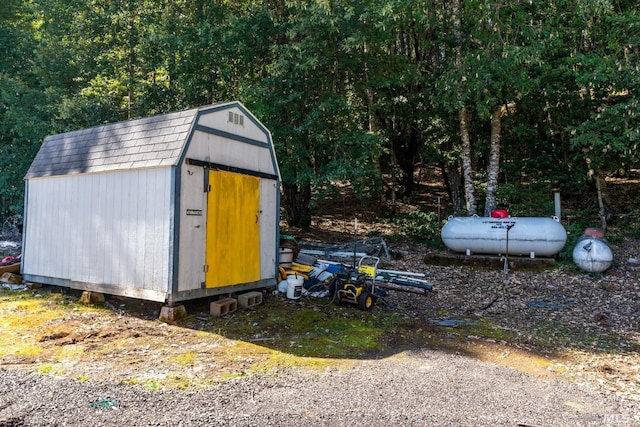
[25, 107, 199, 179]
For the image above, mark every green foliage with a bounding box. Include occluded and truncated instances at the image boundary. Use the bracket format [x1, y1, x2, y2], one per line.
[246, 1, 389, 226]
[390, 209, 443, 246]
[566, 7, 640, 179]
[491, 182, 557, 217]
[556, 214, 598, 264]
[609, 209, 640, 240]
[0, 0, 639, 225]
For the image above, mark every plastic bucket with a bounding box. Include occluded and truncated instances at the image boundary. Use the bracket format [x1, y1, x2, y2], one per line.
[286, 274, 303, 300]
[279, 248, 294, 268]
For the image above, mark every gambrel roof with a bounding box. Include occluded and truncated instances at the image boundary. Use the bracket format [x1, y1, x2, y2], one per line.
[25, 107, 199, 179]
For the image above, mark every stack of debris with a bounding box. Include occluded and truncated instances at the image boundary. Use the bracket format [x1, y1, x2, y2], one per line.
[277, 236, 433, 308]
[298, 236, 392, 261]
[1, 254, 24, 290]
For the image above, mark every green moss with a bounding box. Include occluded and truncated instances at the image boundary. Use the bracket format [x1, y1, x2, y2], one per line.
[170, 352, 197, 366]
[522, 321, 615, 352]
[36, 363, 65, 376]
[3, 283, 635, 391]
[212, 298, 408, 358]
[465, 319, 521, 342]
[76, 374, 90, 382]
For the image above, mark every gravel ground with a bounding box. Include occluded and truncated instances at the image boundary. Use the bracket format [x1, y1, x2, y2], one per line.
[384, 238, 640, 403]
[1, 231, 639, 425]
[1, 349, 639, 427]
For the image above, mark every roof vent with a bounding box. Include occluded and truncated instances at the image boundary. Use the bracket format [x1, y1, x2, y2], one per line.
[228, 111, 245, 127]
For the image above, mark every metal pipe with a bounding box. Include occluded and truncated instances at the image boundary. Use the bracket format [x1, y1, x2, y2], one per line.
[503, 223, 515, 274]
[554, 192, 561, 220]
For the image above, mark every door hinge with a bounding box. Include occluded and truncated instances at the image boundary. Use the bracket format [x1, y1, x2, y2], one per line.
[204, 265, 209, 273]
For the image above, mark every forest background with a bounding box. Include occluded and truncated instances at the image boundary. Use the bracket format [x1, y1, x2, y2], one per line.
[1, 0, 638, 235]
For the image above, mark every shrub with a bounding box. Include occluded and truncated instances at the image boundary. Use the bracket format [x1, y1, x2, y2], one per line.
[392, 209, 444, 247]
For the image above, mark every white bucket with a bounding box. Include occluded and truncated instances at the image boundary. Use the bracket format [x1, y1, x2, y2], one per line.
[286, 274, 303, 300]
[279, 248, 294, 268]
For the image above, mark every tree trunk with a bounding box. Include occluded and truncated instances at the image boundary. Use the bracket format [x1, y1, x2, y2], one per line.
[459, 108, 477, 215]
[392, 127, 419, 196]
[282, 181, 312, 228]
[452, 0, 476, 216]
[484, 107, 502, 217]
[595, 171, 608, 231]
[126, 0, 136, 119]
[387, 128, 419, 201]
[388, 142, 398, 204]
[441, 161, 465, 213]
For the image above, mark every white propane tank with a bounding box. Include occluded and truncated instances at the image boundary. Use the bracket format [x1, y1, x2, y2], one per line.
[441, 215, 567, 257]
[572, 232, 613, 273]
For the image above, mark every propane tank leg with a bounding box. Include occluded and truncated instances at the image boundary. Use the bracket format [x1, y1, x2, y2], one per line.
[502, 256, 509, 274]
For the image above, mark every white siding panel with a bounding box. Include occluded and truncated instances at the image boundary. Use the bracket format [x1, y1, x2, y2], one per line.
[189, 132, 275, 175]
[96, 172, 109, 281]
[176, 165, 206, 291]
[197, 107, 268, 145]
[259, 179, 278, 279]
[23, 168, 172, 292]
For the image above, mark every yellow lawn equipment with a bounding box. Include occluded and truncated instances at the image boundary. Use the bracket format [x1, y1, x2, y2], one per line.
[334, 256, 380, 310]
[278, 265, 311, 283]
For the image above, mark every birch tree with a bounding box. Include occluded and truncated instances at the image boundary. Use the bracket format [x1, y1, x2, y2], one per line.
[439, 1, 541, 216]
[454, 0, 478, 215]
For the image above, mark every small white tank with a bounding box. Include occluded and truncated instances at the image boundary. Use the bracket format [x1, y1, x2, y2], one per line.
[572, 234, 613, 273]
[441, 215, 567, 257]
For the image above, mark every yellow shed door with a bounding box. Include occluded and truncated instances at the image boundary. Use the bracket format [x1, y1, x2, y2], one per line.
[205, 170, 261, 288]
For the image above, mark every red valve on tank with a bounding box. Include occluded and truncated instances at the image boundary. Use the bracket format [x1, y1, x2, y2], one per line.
[491, 209, 509, 219]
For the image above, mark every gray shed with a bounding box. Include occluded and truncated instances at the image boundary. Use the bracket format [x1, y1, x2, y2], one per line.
[22, 101, 281, 303]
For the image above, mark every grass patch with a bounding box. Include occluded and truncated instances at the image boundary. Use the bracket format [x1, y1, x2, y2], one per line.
[76, 373, 90, 382]
[122, 378, 162, 391]
[1, 284, 631, 390]
[213, 298, 412, 358]
[0, 287, 105, 362]
[0, 290, 65, 358]
[36, 363, 65, 376]
[522, 321, 613, 352]
[465, 319, 522, 343]
[170, 352, 197, 366]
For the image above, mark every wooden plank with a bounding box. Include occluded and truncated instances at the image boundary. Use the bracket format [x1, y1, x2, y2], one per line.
[376, 281, 432, 296]
[0, 263, 20, 275]
[423, 252, 556, 271]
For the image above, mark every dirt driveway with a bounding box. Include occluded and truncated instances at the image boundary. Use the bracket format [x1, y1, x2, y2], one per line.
[2, 249, 640, 426]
